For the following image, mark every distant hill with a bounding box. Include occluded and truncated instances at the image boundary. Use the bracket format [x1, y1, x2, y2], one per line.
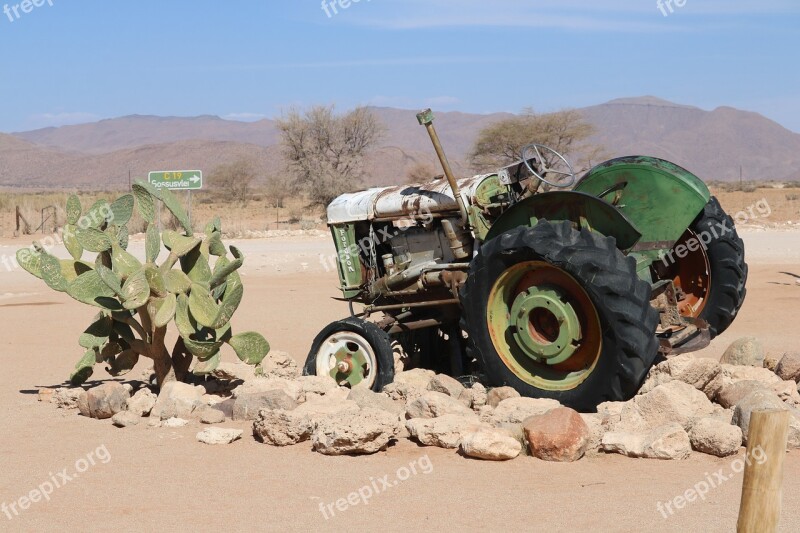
[3, 97, 800, 189]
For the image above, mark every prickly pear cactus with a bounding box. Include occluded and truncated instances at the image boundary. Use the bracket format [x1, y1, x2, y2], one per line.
[17, 182, 270, 388]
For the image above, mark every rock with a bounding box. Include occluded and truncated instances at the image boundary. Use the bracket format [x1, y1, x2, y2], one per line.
[196, 427, 243, 445]
[580, 413, 604, 454]
[407, 415, 487, 449]
[603, 423, 691, 460]
[459, 428, 521, 461]
[717, 381, 769, 409]
[644, 424, 693, 460]
[383, 369, 435, 402]
[259, 350, 301, 379]
[198, 406, 226, 424]
[764, 353, 780, 372]
[459, 383, 488, 410]
[487, 386, 520, 408]
[232, 390, 297, 421]
[78, 383, 130, 419]
[639, 355, 723, 400]
[347, 387, 404, 415]
[53, 387, 83, 409]
[634, 380, 715, 431]
[127, 388, 157, 417]
[150, 381, 205, 420]
[720, 337, 764, 367]
[490, 397, 562, 426]
[111, 411, 141, 428]
[323, 387, 351, 402]
[775, 352, 800, 382]
[312, 408, 400, 455]
[211, 361, 257, 382]
[732, 390, 787, 444]
[427, 374, 466, 398]
[162, 417, 189, 428]
[297, 375, 338, 399]
[405, 391, 476, 420]
[774, 380, 800, 406]
[253, 399, 360, 446]
[689, 418, 742, 457]
[232, 377, 303, 402]
[147, 418, 162, 428]
[721, 365, 782, 387]
[523, 407, 590, 462]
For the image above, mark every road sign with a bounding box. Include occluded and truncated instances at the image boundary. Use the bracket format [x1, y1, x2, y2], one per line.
[148, 170, 203, 190]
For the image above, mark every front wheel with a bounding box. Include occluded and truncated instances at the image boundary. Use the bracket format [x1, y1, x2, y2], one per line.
[461, 221, 660, 411]
[303, 317, 395, 392]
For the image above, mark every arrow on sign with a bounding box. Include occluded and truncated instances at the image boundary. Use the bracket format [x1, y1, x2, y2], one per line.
[189, 175, 201, 184]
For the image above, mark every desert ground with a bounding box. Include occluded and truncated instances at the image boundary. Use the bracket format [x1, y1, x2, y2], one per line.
[1, 193, 799, 532]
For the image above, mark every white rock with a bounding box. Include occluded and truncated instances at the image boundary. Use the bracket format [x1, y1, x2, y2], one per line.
[427, 374, 466, 398]
[232, 377, 303, 402]
[259, 350, 301, 379]
[459, 428, 521, 460]
[383, 369, 435, 402]
[633, 380, 716, 431]
[162, 417, 189, 428]
[312, 408, 400, 455]
[297, 375, 338, 399]
[211, 362, 257, 382]
[405, 391, 476, 420]
[253, 399, 360, 446]
[196, 427, 243, 445]
[347, 387, 404, 415]
[127, 388, 157, 417]
[689, 418, 742, 457]
[580, 413, 604, 454]
[111, 411, 141, 428]
[53, 387, 83, 409]
[639, 355, 723, 400]
[603, 423, 691, 460]
[720, 364, 782, 388]
[459, 383, 488, 410]
[150, 382, 205, 420]
[406, 415, 487, 449]
[489, 397, 561, 426]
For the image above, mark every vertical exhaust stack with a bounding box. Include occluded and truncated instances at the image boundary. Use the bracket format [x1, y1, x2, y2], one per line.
[416, 109, 470, 228]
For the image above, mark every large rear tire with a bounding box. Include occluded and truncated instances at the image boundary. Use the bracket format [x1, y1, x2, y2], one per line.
[461, 221, 659, 411]
[690, 197, 748, 338]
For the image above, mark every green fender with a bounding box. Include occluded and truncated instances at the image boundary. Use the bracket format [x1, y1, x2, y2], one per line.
[484, 191, 643, 251]
[573, 156, 711, 252]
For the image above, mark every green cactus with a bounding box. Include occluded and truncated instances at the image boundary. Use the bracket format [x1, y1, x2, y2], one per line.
[18, 182, 270, 388]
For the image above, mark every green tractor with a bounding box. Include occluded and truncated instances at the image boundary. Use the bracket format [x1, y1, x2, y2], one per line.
[304, 109, 747, 411]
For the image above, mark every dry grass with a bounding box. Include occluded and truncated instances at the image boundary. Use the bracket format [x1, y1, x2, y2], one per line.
[0, 188, 325, 238]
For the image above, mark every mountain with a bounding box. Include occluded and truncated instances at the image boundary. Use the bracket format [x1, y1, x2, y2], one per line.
[3, 97, 800, 189]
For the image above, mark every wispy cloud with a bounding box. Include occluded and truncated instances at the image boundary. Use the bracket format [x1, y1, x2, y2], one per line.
[338, 0, 800, 32]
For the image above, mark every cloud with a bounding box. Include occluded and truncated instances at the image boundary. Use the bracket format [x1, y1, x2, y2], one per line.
[338, 0, 800, 32]
[25, 112, 100, 129]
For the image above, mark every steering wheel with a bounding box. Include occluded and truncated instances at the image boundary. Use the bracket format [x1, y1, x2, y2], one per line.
[521, 143, 577, 189]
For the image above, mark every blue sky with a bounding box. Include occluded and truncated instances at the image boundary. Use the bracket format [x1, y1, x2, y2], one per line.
[0, 0, 799, 132]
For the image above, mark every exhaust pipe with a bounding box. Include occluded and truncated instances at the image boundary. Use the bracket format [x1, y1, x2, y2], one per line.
[416, 109, 470, 228]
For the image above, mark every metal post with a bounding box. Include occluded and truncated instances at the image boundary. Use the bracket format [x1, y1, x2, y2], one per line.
[416, 109, 470, 227]
[187, 190, 193, 230]
[737, 409, 790, 533]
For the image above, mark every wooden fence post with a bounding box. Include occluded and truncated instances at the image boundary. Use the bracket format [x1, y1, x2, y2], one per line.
[737, 409, 790, 533]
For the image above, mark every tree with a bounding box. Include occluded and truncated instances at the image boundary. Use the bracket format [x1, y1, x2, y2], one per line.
[211, 159, 257, 205]
[405, 161, 439, 184]
[277, 105, 383, 207]
[470, 109, 607, 174]
[264, 174, 290, 209]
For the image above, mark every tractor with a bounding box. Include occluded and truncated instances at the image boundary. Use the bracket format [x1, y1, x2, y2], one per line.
[304, 109, 747, 411]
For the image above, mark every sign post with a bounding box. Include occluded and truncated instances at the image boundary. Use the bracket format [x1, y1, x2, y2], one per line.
[148, 170, 203, 230]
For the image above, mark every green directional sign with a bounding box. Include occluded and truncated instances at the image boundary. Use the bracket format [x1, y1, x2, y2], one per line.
[148, 170, 203, 191]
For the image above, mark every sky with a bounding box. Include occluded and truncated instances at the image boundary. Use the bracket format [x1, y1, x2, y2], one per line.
[0, 0, 799, 133]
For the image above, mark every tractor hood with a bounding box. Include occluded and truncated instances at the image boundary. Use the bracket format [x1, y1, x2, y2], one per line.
[327, 174, 492, 224]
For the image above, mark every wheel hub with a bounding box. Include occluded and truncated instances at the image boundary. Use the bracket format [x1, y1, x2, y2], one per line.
[509, 285, 581, 365]
[327, 342, 369, 388]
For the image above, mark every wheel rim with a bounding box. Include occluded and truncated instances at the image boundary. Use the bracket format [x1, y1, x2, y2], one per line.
[486, 261, 602, 391]
[666, 229, 711, 319]
[315, 332, 377, 389]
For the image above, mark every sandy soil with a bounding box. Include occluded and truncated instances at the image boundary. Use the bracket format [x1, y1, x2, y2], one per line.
[1, 230, 799, 532]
